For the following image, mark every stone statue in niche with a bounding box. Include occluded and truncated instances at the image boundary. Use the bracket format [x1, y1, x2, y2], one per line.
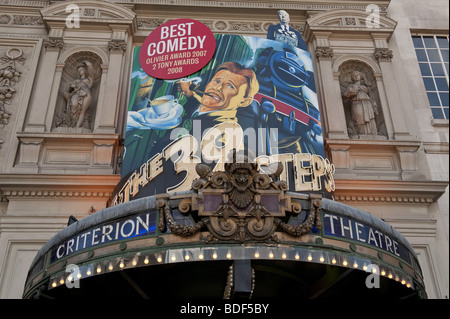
[343, 71, 378, 136]
[340, 62, 387, 140]
[54, 52, 101, 133]
[57, 61, 93, 129]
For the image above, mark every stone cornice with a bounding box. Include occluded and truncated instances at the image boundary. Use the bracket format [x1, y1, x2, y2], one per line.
[325, 138, 423, 150]
[116, 0, 390, 11]
[0, 174, 120, 200]
[0, 0, 391, 13]
[334, 179, 448, 205]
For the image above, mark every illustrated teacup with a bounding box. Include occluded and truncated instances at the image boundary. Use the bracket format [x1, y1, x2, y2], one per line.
[150, 95, 178, 118]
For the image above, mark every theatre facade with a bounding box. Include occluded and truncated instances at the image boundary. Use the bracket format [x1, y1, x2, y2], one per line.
[0, 0, 448, 299]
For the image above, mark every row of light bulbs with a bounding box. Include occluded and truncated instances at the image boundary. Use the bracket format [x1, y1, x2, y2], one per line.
[50, 247, 413, 289]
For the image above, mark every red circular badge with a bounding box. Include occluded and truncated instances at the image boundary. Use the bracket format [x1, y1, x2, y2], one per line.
[139, 19, 216, 80]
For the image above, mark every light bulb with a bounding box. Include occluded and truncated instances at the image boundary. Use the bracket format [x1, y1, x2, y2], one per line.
[319, 256, 325, 263]
[119, 259, 125, 268]
[144, 256, 149, 264]
[307, 254, 312, 261]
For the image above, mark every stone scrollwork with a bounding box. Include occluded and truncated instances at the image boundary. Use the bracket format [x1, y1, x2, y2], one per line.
[275, 197, 322, 237]
[315, 46, 334, 60]
[0, 48, 26, 144]
[108, 40, 127, 54]
[157, 197, 208, 237]
[158, 150, 323, 243]
[43, 37, 64, 52]
[374, 48, 393, 62]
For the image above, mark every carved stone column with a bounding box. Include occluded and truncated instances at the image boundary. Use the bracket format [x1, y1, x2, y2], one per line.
[25, 37, 63, 132]
[313, 33, 348, 139]
[372, 33, 412, 141]
[94, 38, 127, 133]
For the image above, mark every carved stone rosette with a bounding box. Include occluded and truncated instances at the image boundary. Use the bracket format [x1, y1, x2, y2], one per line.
[157, 150, 322, 243]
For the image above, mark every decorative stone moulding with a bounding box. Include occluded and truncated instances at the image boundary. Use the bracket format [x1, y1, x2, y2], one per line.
[157, 151, 322, 243]
[0, 48, 26, 143]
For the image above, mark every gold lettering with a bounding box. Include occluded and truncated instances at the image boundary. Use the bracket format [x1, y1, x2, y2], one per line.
[312, 155, 324, 191]
[130, 172, 140, 197]
[270, 153, 294, 189]
[139, 162, 149, 187]
[293, 153, 314, 191]
[149, 153, 163, 180]
[201, 122, 243, 172]
[122, 181, 130, 203]
[163, 135, 200, 193]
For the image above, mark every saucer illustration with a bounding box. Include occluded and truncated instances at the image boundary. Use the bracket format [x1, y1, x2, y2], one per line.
[126, 103, 183, 131]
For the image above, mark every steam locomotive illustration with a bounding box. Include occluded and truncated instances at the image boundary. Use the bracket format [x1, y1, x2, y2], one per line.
[237, 44, 324, 157]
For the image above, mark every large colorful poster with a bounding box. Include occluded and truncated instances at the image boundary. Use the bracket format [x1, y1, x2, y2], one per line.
[112, 33, 334, 206]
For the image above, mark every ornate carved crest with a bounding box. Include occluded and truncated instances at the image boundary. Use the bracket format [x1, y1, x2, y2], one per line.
[157, 150, 322, 243]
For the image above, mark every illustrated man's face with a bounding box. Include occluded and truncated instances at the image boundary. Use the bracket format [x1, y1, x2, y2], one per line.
[201, 69, 251, 111]
[278, 11, 290, 24]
